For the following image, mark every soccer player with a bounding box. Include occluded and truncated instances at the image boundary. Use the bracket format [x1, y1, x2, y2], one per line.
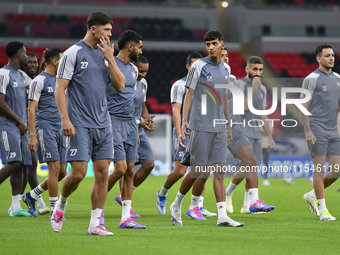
[0, 41, 31, 217]
[132, 56, 155, 189]
[302, 44, 340, 221]
[52, 12, 125, 235]
[106, 30, 146, 229]
[221, 49, 275, 214]
[169, 30, 244, 227]
[113, 55, 155, 218]
[20, 52, 50, 215]
[156, 52, 217, 217]
[21, 48, 67, 218]
[224, 56, 275, 214]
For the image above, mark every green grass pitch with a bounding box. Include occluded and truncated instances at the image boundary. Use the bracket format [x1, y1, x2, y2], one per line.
[0, 176, 339, 255]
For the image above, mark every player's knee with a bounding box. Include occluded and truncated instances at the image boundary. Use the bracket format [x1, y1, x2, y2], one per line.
[142, 161, 155, 174]
[95, 167, 109, 176]
[125, 168, 134, 178]
[213, 172, 224, 179]
[49, 163, 61, 175]
[176, 165, 187, 176]
[148, 161, 155, 171]
[313, 171, 324, 179]
[245, 155, 257, 167]
[114, 167, 125, 177]
[71, 171, 86, 183]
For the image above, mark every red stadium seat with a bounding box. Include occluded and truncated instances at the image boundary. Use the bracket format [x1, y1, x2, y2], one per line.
[51, 24, 68, 37]
[0, 49, 7, 66]
[69, 15, 79, 24]
[17, 14, 26, 23]
[121, 17, 131, 26]
[147, 102, 161, 113]
[33, 47, 47, 59]
[146, 97, 158, 104]
[193, 29, 208, 40]
[25, 46, 34, 53]
[112, 17, 120, 25]
[160, 104, 172, 114]
[32, 23, 49, 37]
[8, 23, 26, 36]
[310, 63, 319, 70]
[6, 13, 15, 22]
[79, 16, 88, 24]
[27, 14, 37, 23]
[37, 14, 47, 23]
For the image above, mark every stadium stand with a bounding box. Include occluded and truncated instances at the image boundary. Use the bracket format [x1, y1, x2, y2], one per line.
[0, 13, 204, 41]
[264, 51, 340, 78]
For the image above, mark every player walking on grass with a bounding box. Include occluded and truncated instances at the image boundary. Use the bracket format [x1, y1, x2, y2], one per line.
[106, 30, 146, 229]
[302, 44, 340, 221]
[21, 48, 68, 218]
[156, 52, 217, 218]
[169, 30, 244, 227]
[52, 12, 125, 235]
[111, 55, 156, 219]
[224, 56, 275, 214]
[20, 53, 50, 215]
[0, 41, 31, 217]
[131, 56, 155, 189]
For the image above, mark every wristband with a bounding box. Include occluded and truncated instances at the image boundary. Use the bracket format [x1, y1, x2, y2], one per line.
[136, 119, 140, 126]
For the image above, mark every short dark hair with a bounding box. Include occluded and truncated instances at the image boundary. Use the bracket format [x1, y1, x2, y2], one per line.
[27, 52, 39, 59]
[134, 55, 148, 64]
[5, 41, 24, 58]
[203, 30, 224, 42]
[44, 48, 63, 64]
[186, 52, 203, 65]
[315, 44, 333, 56]
[87, 12, 113, 30]
[117, 30, 143, 50]
[247, 56, 264, 66]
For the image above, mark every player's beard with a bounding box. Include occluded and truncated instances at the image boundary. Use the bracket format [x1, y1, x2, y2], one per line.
[248, 73, 260, 81]
[130, 50, 138, 62]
